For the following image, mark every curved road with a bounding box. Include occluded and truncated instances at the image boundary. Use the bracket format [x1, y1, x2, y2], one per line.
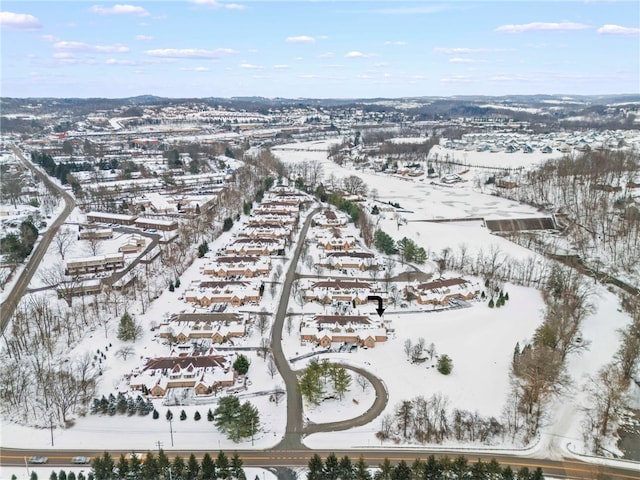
[0, 145, 75, 334]
[270, 205, 322, 450]
[302, 363, 388, 435]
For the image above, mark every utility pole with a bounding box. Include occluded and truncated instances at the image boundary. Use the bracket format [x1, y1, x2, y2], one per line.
[50, 415, 54, 447]
[169, 417, 174, 447]
[156, 440, 163, 452]
[251, 416, 254, 446]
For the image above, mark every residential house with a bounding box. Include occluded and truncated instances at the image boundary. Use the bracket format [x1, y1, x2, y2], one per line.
[128, 353, 235, 397]
[300, 314, 387, 348]
[407, 277, 479, 306]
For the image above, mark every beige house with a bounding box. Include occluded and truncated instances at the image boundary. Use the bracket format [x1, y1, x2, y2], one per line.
[129, 354, 235, 398]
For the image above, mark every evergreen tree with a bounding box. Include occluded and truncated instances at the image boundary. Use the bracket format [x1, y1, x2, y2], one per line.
[307, 454, 324, 480]
[437, 354, 453, 375]
[488, 298, 495, 308]
[172, 456, 186, 480]
[157, 450, 170, 478]
[142, 453, 159, 480]
[129, 454, 142, 480]
[375, 458, 393, 480]
[198, 242, 210, 258]
[502, 466, 514, 480]
[58, 472, 67, 480]
[194, 411, 201, 421]
[355, 457, 372, 480]
[207, 408, 214, 421]
[169, 281, 175, 292]
[116, 312, 140, 342]
[116, 455, 129, 480]
[187, 454, 199, 480]
[331, 367, 352, 399]
[180, 409, 187, 421]
[153, 409, 159, 420]
[50, 473, 58, 480]
[166, 409, 173, 421]
[230, 453, 245, 480]
[517, 467, 531, 480]
[31, 473, 38, 480]
[338, 456, 355, 480]
[175, 278, 181, 288]
[216, 451, 230, 479]
[532, 467, 544, 480]
[233, 354, 250, 375]
[201, 453, 216, 480]
[323, 453, 339, 480]
[423, 455, 441, 480]
[470, 460, 486, 480]
[451, 456, 468, 479]
[67, 473, 76, 480]
[392, 461, 412, 480]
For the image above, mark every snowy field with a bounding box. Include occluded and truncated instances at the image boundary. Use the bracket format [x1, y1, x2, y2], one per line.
[1, 141, 638, 475]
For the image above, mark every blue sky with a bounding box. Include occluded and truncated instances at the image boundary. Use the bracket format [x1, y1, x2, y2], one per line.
[1, 1, 639, 98]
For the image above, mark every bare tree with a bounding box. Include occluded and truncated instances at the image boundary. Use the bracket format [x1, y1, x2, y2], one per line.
[267, 355, 277, 378]
[86, 236, 103, 256]
[256, 313, 270, 336]
[54, 227, 76, 260]
[357, 374, 369, 392]
[342, 175, 368, 196]
[403, 339, 413, 361]
[116, 346, 135, 360]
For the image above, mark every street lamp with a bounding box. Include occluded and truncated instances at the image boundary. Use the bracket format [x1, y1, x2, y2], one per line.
[169, 417, 174, 447]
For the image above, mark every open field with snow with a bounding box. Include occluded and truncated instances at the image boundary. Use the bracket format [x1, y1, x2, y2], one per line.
[1, 138, 638, 474]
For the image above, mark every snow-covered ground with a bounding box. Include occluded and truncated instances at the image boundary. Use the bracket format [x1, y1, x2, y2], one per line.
[1, 140, 638, 476]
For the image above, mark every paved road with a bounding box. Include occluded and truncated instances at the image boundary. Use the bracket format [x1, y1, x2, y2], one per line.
[270, 205, 322, 450]
[1, 447, 639, 480]
[302, 363, 388, 435]
[0, 145, 75, 334]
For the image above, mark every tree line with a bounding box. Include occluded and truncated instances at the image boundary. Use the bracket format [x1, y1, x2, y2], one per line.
[306, 452, 544, 480]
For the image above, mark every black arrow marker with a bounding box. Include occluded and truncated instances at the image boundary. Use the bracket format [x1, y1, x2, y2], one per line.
[367, 295, 385, 317]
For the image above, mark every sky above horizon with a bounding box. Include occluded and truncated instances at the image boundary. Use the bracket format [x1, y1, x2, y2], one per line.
[1, 1, 639, 99]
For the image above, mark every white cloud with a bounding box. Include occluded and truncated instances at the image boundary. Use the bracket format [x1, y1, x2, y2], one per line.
[298, 74, 320, 79]
[135, 34, 154, 41]
[597, 24, 640, 36]
[345, 51, 373, 58]
[90, 4, 150, 17]
[106, 58, 137, 65]
[42, 34, 59, 43]
[495, 22, 589, 33]
[384, 41, 407, 46]
[273, 64, 290, 69]
[144, 48, 236, 58]
[239, 63, 262, 69]
[0, 11, 42, 30]
[434, 47, 486, 55]
[294, 56, 304, 61]
[53, 41, 130, 53]
[179, 66, 210, 71]
[319, 52, 334, 58]
[191, 1, 246, 10]
[440, 74, 473, 83]
[449, 57, 482, 64]
[373, 5, 449, 15]
[53, 52, 74, 59]
[286, 35, 315, 44]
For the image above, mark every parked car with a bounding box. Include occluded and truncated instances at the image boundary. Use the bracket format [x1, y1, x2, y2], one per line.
[29, 456, 48, 464]
[71, 456, 90, 464]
